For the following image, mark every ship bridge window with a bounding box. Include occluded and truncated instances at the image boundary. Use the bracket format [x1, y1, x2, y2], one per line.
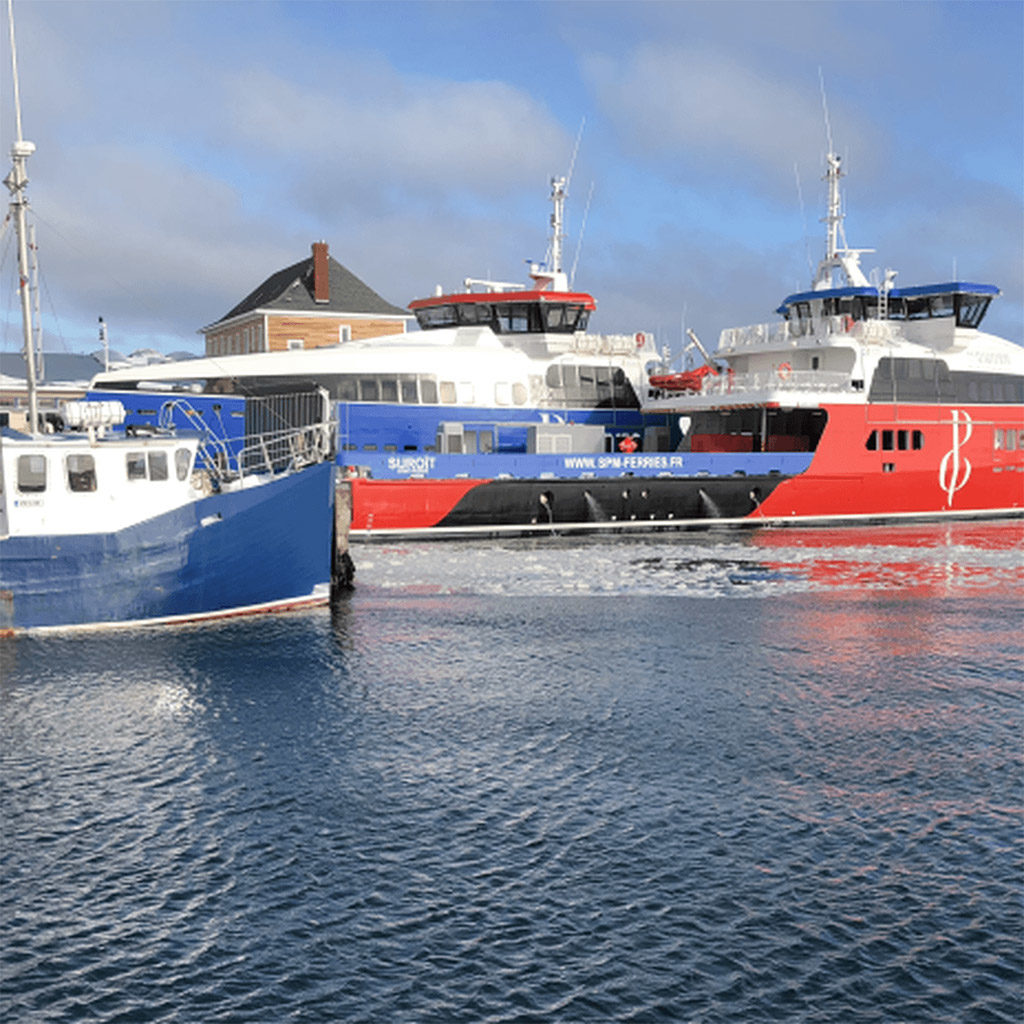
[380, 379, 399, 403]
[456, 302, 495, 327]
[421, 378, 438, 404]
[400, 378, 418, 403]
[494, 303, 539, 333]
[17, 453, 46, 493]
[956, 295, 991, 328]
[175, 448, 192, 480]
[359, 379, 379, 402]
[66, 454, 97, 493]
[439, 381, 456, 404]
[148, 452, 169, 481]
[415, 305, 459, 330]
[543, 304, 590, 332]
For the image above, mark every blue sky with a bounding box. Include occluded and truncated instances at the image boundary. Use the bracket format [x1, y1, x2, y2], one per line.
[1, 0, 1021, 361]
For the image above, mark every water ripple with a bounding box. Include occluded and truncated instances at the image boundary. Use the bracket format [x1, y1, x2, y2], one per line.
[2, 525, 1022, 1022]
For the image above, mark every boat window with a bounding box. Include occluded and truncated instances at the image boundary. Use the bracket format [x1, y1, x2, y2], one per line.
[546, 365, 562, 388]
[400, 379, 418, 404]
[881, 430, 894, 451]
[913, 430, 924, 450]
[359, 379, 379, 402]
[513, 382, 527, 405]
[439, 381, 456, 404]
[337, 377, 358, 401]
[457, 302, 494, 327]
[929, 294, 955, 318]
[897, 430, 909, 451]
[17, 453, 46, 493]
[380, 378, 398, 403]
[495, 382, 511, 406]
[126, 453, 147, 481]
[865, 431, 877, 451]
[544, 305, 569, 330]
[494, 303, 535, 333]
[415, 305, 459, 330]
[175, 448, 192, 481]
[956, 295, 991, 328]
[420, 378, 438, 404]
[148, 452, 169, 481]
[66, 454, 97, 493]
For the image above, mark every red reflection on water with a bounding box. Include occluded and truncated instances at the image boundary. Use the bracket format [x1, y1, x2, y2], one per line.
[748, 518, 1024, 598]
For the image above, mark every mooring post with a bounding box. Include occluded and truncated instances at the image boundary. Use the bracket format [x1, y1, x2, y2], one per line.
[331, 475, 355, 598]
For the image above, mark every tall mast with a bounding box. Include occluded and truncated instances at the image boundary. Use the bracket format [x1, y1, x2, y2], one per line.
[548, 175, 566, 275]
[823, 151, 842, 264]
[4, 0, 38, 433]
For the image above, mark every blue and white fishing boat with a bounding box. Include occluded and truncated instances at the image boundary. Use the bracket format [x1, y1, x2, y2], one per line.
[0, 4, 338, 632]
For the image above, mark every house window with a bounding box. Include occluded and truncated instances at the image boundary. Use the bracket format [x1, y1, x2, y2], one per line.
[287, 339, 304, 351]
[339, 325, 352, 343]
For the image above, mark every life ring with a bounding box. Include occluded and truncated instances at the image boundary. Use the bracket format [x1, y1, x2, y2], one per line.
[634, 332, 645, 348]
[777, 362, 792, 381]
[618, 435, 638, 453]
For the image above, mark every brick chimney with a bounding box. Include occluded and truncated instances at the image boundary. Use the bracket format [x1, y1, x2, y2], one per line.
[312, 241, 329, 303]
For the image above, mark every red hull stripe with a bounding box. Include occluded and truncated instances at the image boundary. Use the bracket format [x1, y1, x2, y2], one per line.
[349, 478, 488, 530]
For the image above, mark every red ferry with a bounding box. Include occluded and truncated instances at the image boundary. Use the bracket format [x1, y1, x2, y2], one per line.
[346, 148, 1021, 537]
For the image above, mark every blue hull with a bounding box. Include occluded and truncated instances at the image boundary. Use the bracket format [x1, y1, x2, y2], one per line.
[0, 462, 335, 632]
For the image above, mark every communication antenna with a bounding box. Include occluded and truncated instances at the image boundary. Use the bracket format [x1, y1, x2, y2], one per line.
[794, 162, 814, 280]
[565, 116, 585, 194]
[818, 67, 834, 157]
[569, 181, 593, 289]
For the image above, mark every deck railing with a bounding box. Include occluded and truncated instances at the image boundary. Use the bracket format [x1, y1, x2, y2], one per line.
[158, 391, 335, 485]
[719, 315, 900, 352]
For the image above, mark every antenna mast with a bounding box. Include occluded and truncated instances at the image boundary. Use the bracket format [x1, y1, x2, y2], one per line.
[4, 0, 39, 432]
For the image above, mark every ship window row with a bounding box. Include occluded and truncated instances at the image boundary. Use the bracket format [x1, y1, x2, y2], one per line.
[868, 360, 1024, 404]
[994, 429, 1024, 451]
[790, 293, 992, 330]
[545, 364, 637, 406]
[414, 301, 591, 334]
[328, 374, 528, 407]
[15, 449, 193, 494]
[865, 429, 924, 452]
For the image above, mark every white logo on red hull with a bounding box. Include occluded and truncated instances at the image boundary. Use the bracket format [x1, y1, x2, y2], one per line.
[938, 409, 972, 506]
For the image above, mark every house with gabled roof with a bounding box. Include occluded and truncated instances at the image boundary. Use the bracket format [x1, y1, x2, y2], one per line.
[201, 242, 412, 356]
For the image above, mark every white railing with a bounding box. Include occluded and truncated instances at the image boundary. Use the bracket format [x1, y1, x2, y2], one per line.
[651, 369, 854, 401]
[574, 332, 648, 356]
[719, 315, 901, 351]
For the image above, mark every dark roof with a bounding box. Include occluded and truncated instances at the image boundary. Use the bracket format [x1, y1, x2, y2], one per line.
[212, 252, 409, 326]
[1, 352, 105, 384]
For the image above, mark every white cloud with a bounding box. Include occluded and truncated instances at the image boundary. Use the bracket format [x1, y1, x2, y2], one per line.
[222, 66, 569, 208]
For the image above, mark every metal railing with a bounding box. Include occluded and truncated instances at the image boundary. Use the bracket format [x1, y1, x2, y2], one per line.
[719, 315, 901, 352]
[699, 369, 854, 398]
[157, 392, 335, 486]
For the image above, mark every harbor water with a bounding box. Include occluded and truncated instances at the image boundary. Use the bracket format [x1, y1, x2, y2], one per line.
[2, 520, 1022, 1022]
